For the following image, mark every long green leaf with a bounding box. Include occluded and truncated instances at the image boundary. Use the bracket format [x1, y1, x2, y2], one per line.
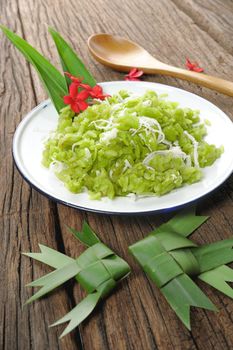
[199, 265, 233, 298]
[155, 206, 208, 238]
[49, 27, 96, 87]
[193, 238, 233, 272]
[68, 221, 100, 247]
[25, 261, 80, 304]
[51, 292, 101, 338]
[0, 26, 67, 112]
[162, 274, 217, 330]
[22, 244, 74, 269]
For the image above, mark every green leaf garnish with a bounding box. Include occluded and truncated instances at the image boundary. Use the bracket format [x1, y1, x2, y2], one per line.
[25, 261, 81, 304]
[23, 221, 130, 337]
[129, 207, 233, 330]
[199, 265, 233, 298]
[23, 244, 73, 268]
[48, 27, 96, 87]
[67, 221, 100, 247]
[50, 292, 101, 338]
[0, 26, 67, 112]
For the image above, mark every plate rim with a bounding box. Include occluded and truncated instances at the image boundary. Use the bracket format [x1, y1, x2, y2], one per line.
[12, 81, 233, 215]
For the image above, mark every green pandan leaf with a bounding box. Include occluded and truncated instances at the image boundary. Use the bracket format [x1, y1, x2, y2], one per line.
[193, 239, 233, 272]
[130, 207, 233, 330]
[49, 27, 96, 87]
[68, 221, 100, 247]
[155, 206, 208, 237]
[199, 265, 233, 299]
[25, 261, 80, 304]
[51, 292, 101, 338]
[22, 244, 73, 269]
[0, 26, 67, 112]
[24, 223, 130, 337]
[162, 274, 216, 330]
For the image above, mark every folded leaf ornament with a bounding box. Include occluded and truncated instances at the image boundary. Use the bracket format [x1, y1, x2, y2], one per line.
[23, 222, 130, 337]
[129, 207, 233, 330]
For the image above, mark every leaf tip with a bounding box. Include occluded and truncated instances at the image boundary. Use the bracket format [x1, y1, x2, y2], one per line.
[24, 298, 32, 306]
[48, 26, 56, 35]
[21, 252, 29, 256]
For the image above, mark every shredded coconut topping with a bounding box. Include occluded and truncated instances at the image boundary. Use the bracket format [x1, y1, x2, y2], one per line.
[90, 118, 115, 130]
[111, 103, 122, 111]
[49, 161, 66, 172]
[183, 131, 199, 168]
[117, 93, 124, 102]
[123, 159, 132, 172]
[142, 100, 152, 107]
[100, 128, 118, 144]
[130, 116, 166, 144]
[118, 109, 126, 117]
[142, 146, 190, 166]
[72, 142, 79, 152]
[85, 148, 91, 159]
[123, 94, 140, 102]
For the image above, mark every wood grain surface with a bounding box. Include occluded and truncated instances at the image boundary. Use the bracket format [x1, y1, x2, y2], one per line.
[0, 0, 233, 349]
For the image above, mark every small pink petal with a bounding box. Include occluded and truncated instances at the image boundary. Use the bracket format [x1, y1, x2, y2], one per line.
[132, 70, 144, 78]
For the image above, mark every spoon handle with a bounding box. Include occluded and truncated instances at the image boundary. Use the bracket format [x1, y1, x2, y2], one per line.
[144, 65, 233, 97]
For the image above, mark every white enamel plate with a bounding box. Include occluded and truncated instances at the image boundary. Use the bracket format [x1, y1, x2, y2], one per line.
[13, 81, 233, 214]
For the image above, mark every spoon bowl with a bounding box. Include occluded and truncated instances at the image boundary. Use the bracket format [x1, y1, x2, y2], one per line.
[88, 33, 168, 72]
[88, 33, 233, 97]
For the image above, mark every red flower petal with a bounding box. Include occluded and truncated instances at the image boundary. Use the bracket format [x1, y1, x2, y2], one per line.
[185, 58, 204, 72]
[64, 72, 72, 79]
[77, 100, 89, 111]
[132, 70, 144, 78]
[71, 102, 80, 113]
[63, 95, 73, 104]
[69, 83, 78, 99]
[77, 89, 90, 100]
[80, 83, 92, 90]
[65, 72, 83, 84]
[93, 85, 102, 94]
[101, 94, 111, 99]
[125, 77, 140, 81]
[128, 68, 138, 77]
[89, 85, 103, 98]
[125, 68, 144, 81]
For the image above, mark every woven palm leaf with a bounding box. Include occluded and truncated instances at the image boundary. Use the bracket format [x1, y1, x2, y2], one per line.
[23, 221, 130, 337]
[129, 207, 233, 329]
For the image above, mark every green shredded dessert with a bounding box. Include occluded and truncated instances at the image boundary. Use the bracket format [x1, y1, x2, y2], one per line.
[42, 90, 223, 199]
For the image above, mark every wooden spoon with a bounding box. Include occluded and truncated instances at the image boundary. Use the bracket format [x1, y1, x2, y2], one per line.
[88, 33, 233, 97]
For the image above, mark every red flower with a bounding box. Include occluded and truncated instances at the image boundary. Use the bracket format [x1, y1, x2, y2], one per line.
[88, 85, 110, 100]
[64, 72, 83, 85]
[63, 72, 110, 113]
[125, 68, 144, 81]
[65, 72, 101, 91]
[63, 83, 89, 113]
[185, 58, 204, 72]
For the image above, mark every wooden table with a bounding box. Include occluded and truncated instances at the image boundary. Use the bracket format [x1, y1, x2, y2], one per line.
[1, 0, 233, 349]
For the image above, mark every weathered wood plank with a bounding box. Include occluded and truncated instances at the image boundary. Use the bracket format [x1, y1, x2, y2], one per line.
[171, 0, 233, 55]
[1, 0, 233, 349]
[0, 2, 82, 349]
